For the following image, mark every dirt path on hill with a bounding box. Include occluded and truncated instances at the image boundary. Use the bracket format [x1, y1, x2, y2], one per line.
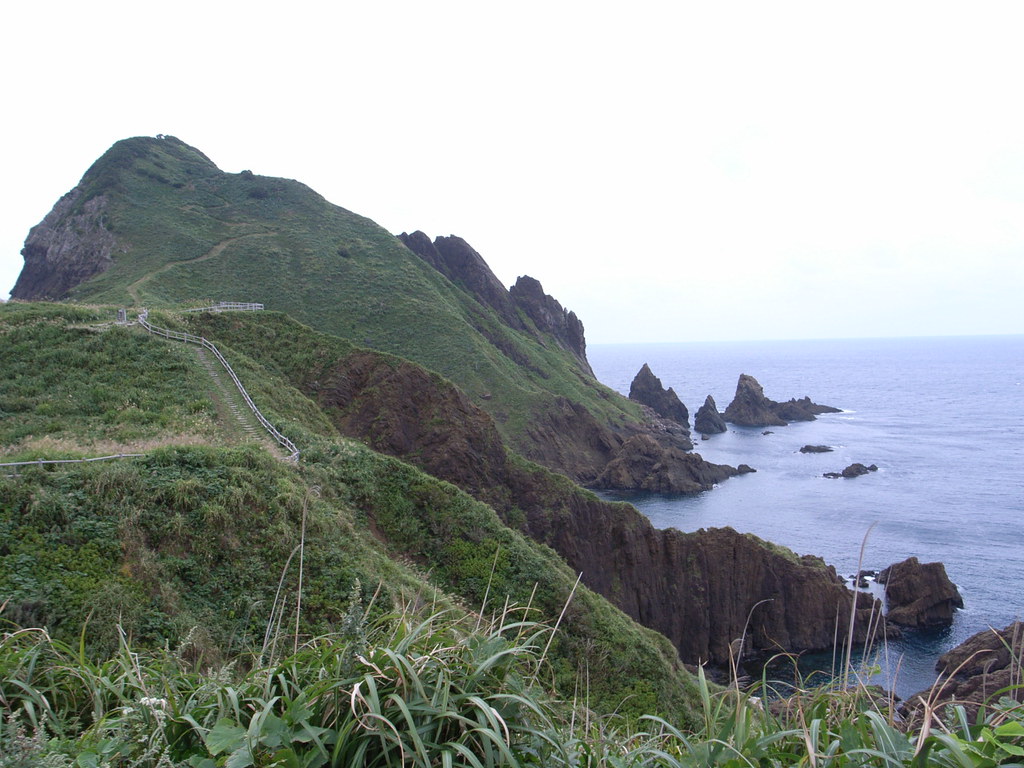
[127, 231, 273, 305]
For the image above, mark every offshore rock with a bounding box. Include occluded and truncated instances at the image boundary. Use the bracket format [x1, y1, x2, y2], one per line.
[901, 622, 1024, 725]
[628, 364, 690, 429]
[823, 463, 878, 479]
[800, 445, 833, 453]
[877, 556, 963, 627]
[723, 374, 839, 427]
[724, 374, 788, 427]
[11, 189, 121, 300]
[694, 395, 727, 435]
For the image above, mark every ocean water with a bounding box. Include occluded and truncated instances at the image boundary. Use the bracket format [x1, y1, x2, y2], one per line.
[588, 336, 1024, 699]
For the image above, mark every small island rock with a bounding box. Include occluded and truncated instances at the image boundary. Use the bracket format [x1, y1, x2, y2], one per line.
[877, 556, 964, 628]
[694, 394, 727, 434]
[800, 445, 833, 453]
[823, 463, 878, 479]
[723, 374, 840, 427]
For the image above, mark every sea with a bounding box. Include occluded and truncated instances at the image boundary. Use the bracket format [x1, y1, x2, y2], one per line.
[588, 335, 1024, 700]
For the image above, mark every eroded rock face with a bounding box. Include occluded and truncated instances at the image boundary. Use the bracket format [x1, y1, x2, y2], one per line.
[723, 374, 839, 427]
[629, 364, 690, 430]
[290, 337, 875, 666]
[11, 190, 120, 300]
[901, 622, 1024, 725]
[694, 395, 727, 435]
[878, 556, 963, 627]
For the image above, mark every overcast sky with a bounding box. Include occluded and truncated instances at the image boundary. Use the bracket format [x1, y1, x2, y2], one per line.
[3, 2, 1023, 342]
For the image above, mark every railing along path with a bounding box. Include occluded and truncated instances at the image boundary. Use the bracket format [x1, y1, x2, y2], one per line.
[138, 310, 299, 462]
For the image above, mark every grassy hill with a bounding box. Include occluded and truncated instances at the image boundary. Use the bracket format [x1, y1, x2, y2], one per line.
[0, 302, 701, 723]
[14, 135, 642, 467]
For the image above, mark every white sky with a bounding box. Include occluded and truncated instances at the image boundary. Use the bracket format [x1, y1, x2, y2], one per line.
[2, 1, 1023, 342]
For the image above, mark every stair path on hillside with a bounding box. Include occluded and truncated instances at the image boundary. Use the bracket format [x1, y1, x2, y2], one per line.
[195, 347, 269, 446]
[137, 309, 299, 462]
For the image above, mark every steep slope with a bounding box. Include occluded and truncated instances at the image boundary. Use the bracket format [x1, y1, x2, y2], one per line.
[0, 303, 703, 721]
[10, 135, 727, 491]
[180, 310, 883, 666]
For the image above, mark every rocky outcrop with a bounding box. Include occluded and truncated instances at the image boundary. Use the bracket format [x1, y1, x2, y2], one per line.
[823, 463, 878, 479]
[398, 232, 525, 332]
[597, 433, 736, 494]
[629, 364, 690, 431]
[694, 395, 727, 435]
[509, 275, 592, 375]
[901, 622, 1024, 725]
[723, 374, 839, 427]
[11, 189, 120, 300]
[877, 557, 963, 627]
[400, 232, 593, 376]
[800, 445, 833, 453]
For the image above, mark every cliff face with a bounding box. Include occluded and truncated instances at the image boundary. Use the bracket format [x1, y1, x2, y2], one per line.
[194, 313, 879, 666]
[509, 275, 591, 375]
[11, 189, 120, 300]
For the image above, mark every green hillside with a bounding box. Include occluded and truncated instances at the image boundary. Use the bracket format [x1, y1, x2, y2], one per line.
[38, 136, 641, 461]
[0, 302, 700, 723]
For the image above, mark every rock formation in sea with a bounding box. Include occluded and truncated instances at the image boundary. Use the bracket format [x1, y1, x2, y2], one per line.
[596, 433, 734, 493]
[800, 444, 833, 453]
[629, 364, 690, 427]
[877, 556, 963, 627]
[723, 374, 840, 427]
[823, 463, 878, 479]
[694, 395, 727, 435]
[901, 622, 1023, 725]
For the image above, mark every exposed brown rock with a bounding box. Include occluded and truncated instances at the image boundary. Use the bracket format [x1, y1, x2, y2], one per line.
[901, 622, 1024, 725]
[694, 395, 727, 435]
[878, 556, 963, 628]
[268, 332, 885, 666]
[723, 374, 839, 427]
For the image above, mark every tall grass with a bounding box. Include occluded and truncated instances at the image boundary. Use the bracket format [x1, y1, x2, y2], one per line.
[3, 611, 1022, 767]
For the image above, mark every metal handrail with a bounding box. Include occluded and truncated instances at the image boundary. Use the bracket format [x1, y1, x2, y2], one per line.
[0, 453, 145, 469]
[138, 310, 299, 462]
[183, 302, 264, 313]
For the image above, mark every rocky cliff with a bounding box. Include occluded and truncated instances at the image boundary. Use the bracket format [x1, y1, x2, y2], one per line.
[186, 312, 884, 667]
[901, 622, 1023, 724]
[11, 189, 121, 300]
[724, 374, 840, 427]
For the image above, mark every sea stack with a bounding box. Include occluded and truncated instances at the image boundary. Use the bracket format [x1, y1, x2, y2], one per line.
[694, 395, 727, 434]
[628, 364, 690, 427]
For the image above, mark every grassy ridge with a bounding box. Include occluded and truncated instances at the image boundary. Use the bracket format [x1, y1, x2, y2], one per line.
[0, 303, 702, 724]
[60, 136, 642, 452]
